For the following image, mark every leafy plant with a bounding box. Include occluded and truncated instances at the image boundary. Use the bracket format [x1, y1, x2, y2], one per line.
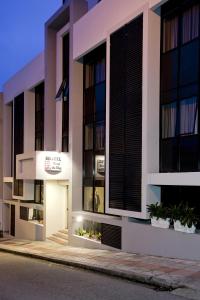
[179, 204, 198, 228]
[96, 232, 102, 241]
[170, 202, 199, 228]
[147, 202, 170, 220]
[88, 230, 94, 238]
[75, 227, 86, 236]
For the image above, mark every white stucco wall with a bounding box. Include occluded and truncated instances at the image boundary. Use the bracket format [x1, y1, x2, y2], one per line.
[3, 53, 44, 104]
[73, 0, 166, 60]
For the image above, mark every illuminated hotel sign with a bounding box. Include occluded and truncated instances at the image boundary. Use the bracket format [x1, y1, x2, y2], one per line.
[45, 156, 62, 174]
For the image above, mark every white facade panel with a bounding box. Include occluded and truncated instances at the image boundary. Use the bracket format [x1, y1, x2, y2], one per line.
[16, 151, 71, 181]
[3, 53, 44, 104]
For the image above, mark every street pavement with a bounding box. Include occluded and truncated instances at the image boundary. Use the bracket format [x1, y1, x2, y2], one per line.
[0, 237, 200, 299]
[0, 252, 185, 300]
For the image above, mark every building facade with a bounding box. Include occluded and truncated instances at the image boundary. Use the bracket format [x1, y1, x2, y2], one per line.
[1, 0, 200, 259]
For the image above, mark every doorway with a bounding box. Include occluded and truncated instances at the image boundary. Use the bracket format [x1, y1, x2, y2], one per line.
[10, 205, 15, 236]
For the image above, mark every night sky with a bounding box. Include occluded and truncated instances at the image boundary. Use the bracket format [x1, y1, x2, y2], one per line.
[0, 0, 62, 91]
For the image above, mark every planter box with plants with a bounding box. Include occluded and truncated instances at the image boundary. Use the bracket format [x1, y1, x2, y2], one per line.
[147, 202, 170, 229]
[171, 203, 198, 234]
[147, 202, 199, 234]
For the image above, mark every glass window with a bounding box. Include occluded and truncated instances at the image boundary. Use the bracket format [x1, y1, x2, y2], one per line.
[95, 58, 106, 84]
[95, 155, 105, 180]
[95, 81, 106, 120]
[180, 97, 198, 135]
[34, 180, 43, 204]
[85, 64, 94, 89]
[20, 206, 29, 221]
[95, 121, 105, 150]
[62, 98, 69, 152]
[161, 102, 177, 138]
[83, 44, 106, 214]
[84, 151, 93, 178]
[84, 187, 93, 211]
[182, 5, 199, 44]
[85, 124, 93, 150]
[35, 83, 44, 151]
[94, 187, 104, 213]
[163, 16, 178, 52]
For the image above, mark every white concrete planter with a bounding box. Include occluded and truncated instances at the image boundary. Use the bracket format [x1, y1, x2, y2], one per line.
[151, 217, 170, 229]
[174, 220, 196, 234]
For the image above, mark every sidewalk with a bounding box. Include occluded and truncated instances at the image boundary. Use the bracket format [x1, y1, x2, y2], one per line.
[1, 238, 200, 300]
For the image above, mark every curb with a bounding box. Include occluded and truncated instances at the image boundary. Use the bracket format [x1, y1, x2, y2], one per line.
[0, 246, 184, 290]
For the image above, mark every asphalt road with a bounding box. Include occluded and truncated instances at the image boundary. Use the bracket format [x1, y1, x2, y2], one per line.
[0, 252, 186, 300]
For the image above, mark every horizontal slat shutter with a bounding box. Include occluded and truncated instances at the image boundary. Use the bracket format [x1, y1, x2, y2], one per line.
[101, 224, 121, 249]
[109, 26, 126, 209]
[109, 15, 143, 212]
[124, 15, 143, 212]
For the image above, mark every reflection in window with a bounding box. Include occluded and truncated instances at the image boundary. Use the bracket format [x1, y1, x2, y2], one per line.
[95, 155, 105, 180]
[83, 44, 106, 214]
[84, 152, 93, 178]
[85, 64, 94, 88]
[94, 187, 104, 213]
[95, 82, 106, 120]
[162, 102, 177, 138]
[34, 180, 44, 204]
[180, 97, 198, 135]
[95, 122, 105, 150]
[182, 5, 199, 44]
[95, 58, 105, 84]
[35, 83, 44, 151]
[84, 187, 93, 211]
[85, 124, 93, 150]
[20, 207, 43, 224]
[163, 16, 178, 52]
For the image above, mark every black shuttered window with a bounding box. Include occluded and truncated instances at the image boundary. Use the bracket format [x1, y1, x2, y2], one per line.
[109, 15, 143, 212]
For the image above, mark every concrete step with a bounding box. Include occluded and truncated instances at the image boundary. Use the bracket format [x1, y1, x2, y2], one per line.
[47, 229, 69, 246]
[59, 229, 68, 235]
[53, 232, 68, 240]
[47, 235, 68, 246]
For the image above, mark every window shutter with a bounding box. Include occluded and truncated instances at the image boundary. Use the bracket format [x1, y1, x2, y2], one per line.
[109, 26, 126, 209]
[109, 15, 143, 212]
[101, 224, 121, 249]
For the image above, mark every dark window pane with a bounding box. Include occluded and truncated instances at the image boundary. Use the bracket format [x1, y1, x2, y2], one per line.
[163, 16, 178, 52]
[85, 64, 94, 89]
[182, 5, 199, 44]
[95, 81, 105, 120]
[160, 139, 178, 172]
[20, 207, 29, 221]
[94, 186, 104, 213]
[84, 151, 93, 178]
[161, 50, 178, 93]
[180, 40, 199, 86]
[180, 135, 199, 171]
[62, 97, 69, 152]
[62, 137, 68, 153]
[35, 83, 44, 151]
[34, 180, 43, 204]
[85, 124, 93, 150]
[84, 87, 94, 122]
[161, 102, 177, 138]
[18, 180, 23, 196]
[83, 44, 106, 213]
[83, 187, 93, 211]
[95, 121, 105, 150]
[95, 57, 105, 84]
[180, 97, 198, 136]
